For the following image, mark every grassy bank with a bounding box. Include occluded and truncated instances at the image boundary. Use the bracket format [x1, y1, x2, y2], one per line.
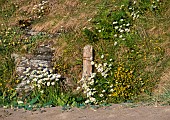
[0, 0, 170, 109]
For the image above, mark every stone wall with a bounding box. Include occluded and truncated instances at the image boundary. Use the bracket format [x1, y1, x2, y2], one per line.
[11, 45, 55, 94]
[12, 44, 93, 95]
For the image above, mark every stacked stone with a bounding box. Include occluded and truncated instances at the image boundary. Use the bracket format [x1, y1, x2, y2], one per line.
[12, 45, 54, 94]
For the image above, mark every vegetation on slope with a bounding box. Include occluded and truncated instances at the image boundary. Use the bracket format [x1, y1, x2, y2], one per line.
[0, 0, 169, 109]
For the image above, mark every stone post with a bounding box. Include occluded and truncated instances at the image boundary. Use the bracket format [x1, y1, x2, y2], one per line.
[82, 45, 93, 78]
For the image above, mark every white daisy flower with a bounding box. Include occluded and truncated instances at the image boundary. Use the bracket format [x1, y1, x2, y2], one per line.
[26, 80, 30, 84]
[89, 97, 96, 102]
[126, 23, 130, 26]
[115, 26, 119, 29]
[101, 55, 104, 59]
[112, 21, 118, 24]
[120, 19, 124, 22]
[56, 74, 61, 78]
[76, 86, 81, 91]
[102, 90, 106, 93]
[40, 90, 44, 94]
[47, 82, 50, 86]
[91, 61, 95, 65]
[17, 101, 23, 104]
[33, 78, 38, 82]
[85, 99, 90, 104]
[119, 35, 123, 38]
[51, 82, 55, 86]
[114, 34, 117, 37]
[99, 94, 104, 97]
[114, 41, 118, 46]
[110, 89, 114, 92]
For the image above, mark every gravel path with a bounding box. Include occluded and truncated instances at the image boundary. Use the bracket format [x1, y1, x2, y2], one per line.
[1, 104, 170, 120]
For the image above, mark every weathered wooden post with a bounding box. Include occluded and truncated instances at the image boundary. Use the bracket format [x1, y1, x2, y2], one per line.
[82, 45, 93, 78]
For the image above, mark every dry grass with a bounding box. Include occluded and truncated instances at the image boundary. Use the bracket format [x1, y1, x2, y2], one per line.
[31, 0, 98, 33]
[6, 0, 100, 34]
[149, 6, 170, 96]
[154, 68, 170, 95]
[132, 2, 170, 96]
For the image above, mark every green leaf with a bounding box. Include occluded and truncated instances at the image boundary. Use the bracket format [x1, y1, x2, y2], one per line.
[57, 98, 65, 106]
[29, 95, 39, 105]
[83, 28, 98, 42]
[25, 104, 33, 110]
[10, 91, 17, 100]
[43, 101, 52, 107]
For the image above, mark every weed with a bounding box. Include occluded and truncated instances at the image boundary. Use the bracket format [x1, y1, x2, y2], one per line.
[78, 0, 168, 105]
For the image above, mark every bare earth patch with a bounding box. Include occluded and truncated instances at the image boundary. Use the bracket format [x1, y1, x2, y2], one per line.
[1, 104, 170, 120]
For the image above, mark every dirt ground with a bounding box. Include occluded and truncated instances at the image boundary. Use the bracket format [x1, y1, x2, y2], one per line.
[1, 104, 170, 120]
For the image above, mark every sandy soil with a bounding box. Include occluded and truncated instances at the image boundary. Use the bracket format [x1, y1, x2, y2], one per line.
[1, 104, 170, 120]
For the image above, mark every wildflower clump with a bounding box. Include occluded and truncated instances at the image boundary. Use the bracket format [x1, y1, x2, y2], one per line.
[83, 1, 139, 44]
[16, 63, 63, 106]
[78, 73, 97, 104]
[78, 55, 114, 104]
[78, 54, 146, 104]
[17, 64, 61, 89]
[84, 0, 162, 45]
[0, 27, 23, 52]
[32, 1, 49, 19]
